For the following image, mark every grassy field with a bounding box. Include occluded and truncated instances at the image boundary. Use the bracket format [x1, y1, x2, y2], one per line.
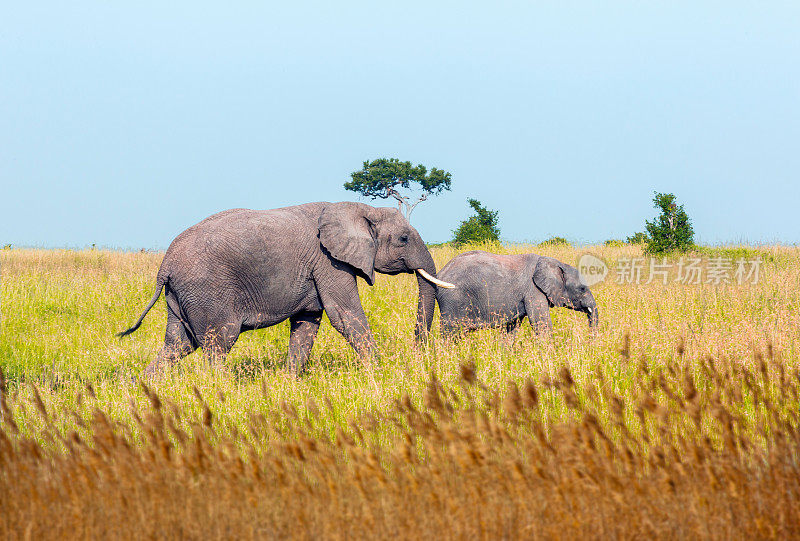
[2, 244, 800, 538]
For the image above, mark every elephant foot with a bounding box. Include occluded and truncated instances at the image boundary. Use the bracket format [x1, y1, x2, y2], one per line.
[142, 360, 166, 381]
[208, 362, 230, 378]
[359, 352, 382, 373]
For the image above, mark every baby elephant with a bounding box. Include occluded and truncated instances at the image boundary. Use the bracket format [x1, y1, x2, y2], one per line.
[436, 250, 598, 337]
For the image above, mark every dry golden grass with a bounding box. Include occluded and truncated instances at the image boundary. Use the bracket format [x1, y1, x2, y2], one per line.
[1, 353, 798, 539]
[1, 244, 799, 538]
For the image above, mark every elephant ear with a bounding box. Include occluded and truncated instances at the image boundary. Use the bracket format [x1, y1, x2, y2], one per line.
[318, 202, 378, 285]
[533, 257, 568, 307]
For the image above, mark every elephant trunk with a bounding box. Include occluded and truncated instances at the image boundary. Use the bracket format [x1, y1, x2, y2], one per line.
[414, 255, 439, 343]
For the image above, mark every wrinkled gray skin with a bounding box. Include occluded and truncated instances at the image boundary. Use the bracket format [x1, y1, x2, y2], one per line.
[436, 251, 598, 338]
[118, 202, 441, 376]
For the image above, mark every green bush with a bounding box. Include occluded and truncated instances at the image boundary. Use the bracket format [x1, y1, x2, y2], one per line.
[626, 232, 649, 245]
[452, 199, 500, 246]
[693, 246, 775, 263]
[644, 192, 694, 254]
[539, 236, 571, 247]
[604, 239, 625, 247]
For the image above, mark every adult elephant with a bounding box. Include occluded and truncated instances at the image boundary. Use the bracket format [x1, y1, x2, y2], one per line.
[118, 202, 454, 376]
[435, 251, 598, 338]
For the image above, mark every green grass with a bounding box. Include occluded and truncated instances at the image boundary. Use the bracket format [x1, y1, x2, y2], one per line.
[2, 243, 799, 443]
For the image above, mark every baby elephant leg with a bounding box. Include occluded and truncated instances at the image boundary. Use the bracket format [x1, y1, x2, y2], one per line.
[502, 319, 521, 345]
[439, 316, 461, 342]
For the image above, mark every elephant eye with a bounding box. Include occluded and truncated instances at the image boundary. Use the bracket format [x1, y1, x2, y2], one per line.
[399, 234, 409, 244]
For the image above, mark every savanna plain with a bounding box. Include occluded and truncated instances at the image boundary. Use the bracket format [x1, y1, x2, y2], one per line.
[2, 243, 800, 539]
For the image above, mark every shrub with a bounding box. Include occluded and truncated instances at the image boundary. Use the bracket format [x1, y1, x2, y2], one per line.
[452, 199, 500, 246]
[538, 236, 570, 247]
[626, 232, 649, 245]
[693, 245, 775, 263]
[604, 239, 625, 247]
[644, 192, 694, 254]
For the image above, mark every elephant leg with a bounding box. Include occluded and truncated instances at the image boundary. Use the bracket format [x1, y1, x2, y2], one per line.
[500, 318, 521, 347]
[287, 311, 323, 376]
[503, 319, 520, 344]
[200, 322, 240, 370]
[143, 311, 197, 378]
[324, 302, 375, 358]
[317, 277, 375, 360]
[524, 291, 552, 334]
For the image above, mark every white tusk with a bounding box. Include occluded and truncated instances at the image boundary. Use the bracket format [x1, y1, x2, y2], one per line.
[416, 268, 455, 289]
[587, 306, 593, 314]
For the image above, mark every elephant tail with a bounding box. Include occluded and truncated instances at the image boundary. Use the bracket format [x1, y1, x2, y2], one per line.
[116, 274, 168, 339]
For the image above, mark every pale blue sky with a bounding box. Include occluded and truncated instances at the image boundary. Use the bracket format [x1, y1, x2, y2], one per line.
[2, 1, 799, 248]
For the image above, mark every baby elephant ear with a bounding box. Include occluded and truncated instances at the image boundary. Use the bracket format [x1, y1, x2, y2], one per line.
[533, 257, 568, 307]
[318, 202, 378, 285]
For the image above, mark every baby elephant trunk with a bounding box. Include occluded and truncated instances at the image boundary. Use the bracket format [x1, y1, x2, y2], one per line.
[587, 305, 599, 327]
[579, 289, 598, 327]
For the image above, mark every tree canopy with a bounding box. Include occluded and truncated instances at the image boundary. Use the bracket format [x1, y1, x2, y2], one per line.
[452, 199, 500, 246]
[345, 158, 452, 219]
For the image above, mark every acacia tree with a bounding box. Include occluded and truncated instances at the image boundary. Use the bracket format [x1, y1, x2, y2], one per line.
[345, 158, 452, 220]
